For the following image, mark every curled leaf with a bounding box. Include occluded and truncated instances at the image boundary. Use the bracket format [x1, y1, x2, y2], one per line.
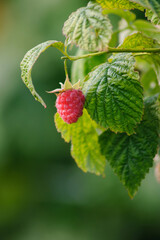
[20, 40, 65, 108]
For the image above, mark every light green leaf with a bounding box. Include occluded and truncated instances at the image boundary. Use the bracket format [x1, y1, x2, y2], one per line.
[148, 0, 160, 17]
[82, 53, 143, 135]
[55, 109, 106, 176]
[71, 49, 107, 85]
[96, 0, 144, 11]
[63, 2, 112, 52]
[140, 56, 160, 87]
[146, 9, 160, 25]
[119, 32, 156, 49]
[141, 68, 160, 96]
[143, 54, 160, 84]
[99, 95, 160, 198]
[20, 40, 65, 108]
[133, 20, 160, 42]
[120, 32, 160, 84]
[120, 33, 160, 84]
[103, 9, 136, 24]
[130, 0, 150, 8]
[131, 0, 160, 17]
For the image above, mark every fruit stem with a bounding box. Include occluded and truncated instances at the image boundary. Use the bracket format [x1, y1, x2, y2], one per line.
[61, 47, 160, 61]
[64, 59, 69, 79]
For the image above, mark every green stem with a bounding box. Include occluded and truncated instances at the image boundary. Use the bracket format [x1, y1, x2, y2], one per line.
[108, 47, 160, 53]
[64, 59, 69, 79]
[112, 26, 131, 35]
[61, 47, 160, 61]
[133, 53, 151, 57]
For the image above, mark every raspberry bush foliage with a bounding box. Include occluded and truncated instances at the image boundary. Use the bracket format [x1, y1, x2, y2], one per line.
[20, 0, 160, 198]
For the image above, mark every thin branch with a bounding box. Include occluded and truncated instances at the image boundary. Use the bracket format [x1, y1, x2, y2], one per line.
[61, 47, 160, 61]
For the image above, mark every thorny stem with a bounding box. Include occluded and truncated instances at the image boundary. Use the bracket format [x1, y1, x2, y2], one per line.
[61, 47, 160, 61]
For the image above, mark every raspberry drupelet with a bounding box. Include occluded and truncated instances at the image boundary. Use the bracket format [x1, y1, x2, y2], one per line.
[56, 89, 85, 124]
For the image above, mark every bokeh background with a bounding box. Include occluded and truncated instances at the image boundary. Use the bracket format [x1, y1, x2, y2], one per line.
[0, 0, 160, 240]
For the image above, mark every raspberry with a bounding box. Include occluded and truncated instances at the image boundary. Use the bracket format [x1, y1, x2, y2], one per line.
[56, 89, 85, 124]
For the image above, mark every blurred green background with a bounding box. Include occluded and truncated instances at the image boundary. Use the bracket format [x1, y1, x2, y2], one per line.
[0, 0, 160, 240]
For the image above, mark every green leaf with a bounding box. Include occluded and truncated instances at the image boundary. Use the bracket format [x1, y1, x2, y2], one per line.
[133, 20, 160, 42]
[20, 40, 65, 108]
[71, 49, 107, 85]
[131, 0, 160, 17]
[146, 9, 160, 25]
[148, 0, 160, 17]
[96, 0, 144, 11]
[55, 109, 106, 176]
[98, 0, 160, 17]
[82, 53, 143, 135]
[130, 0, 150, 8]
[141, 68, 160, 96]
[99, 95, 160, 198]
[63, 2, 112, 52]
[103, 9, 136, 24]
[120, 33, 160, 84]
[143, 54, 160, 83]
[141, 56, 160, 86]
[120, 32, 160, 84]
[119, 32, 157, 49]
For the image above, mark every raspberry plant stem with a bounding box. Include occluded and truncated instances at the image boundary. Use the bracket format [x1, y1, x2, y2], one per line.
[64, 59, 69, 79]
[61, 47, 160, 61]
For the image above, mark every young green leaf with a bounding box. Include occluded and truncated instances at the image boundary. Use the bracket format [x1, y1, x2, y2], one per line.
[63, 2, 112, 51]
[131, 0, 160, 17]
[146, 9, 160, 25]
[134, 0, 160, 17]
[71, 49, 107, 85]
[133, 20, 160, 42]
[96, 0, 144, 11]
[55, 109, 106, 176]
[141, 68, 160, 96]
[119, 32, 156, 49]
[143, 54, 160, 84]
[130, 0, 150, 8]
[99, 95, 160, 198]
[82, 53, 143, 135]
[119, 32, 160, 84]
[103, 9, 136, 24]
[20, 40, 65, 108]
[149, 0, 160, 17]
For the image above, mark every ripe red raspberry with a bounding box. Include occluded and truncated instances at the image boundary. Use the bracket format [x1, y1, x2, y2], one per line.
[56, 89, 85, 124]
